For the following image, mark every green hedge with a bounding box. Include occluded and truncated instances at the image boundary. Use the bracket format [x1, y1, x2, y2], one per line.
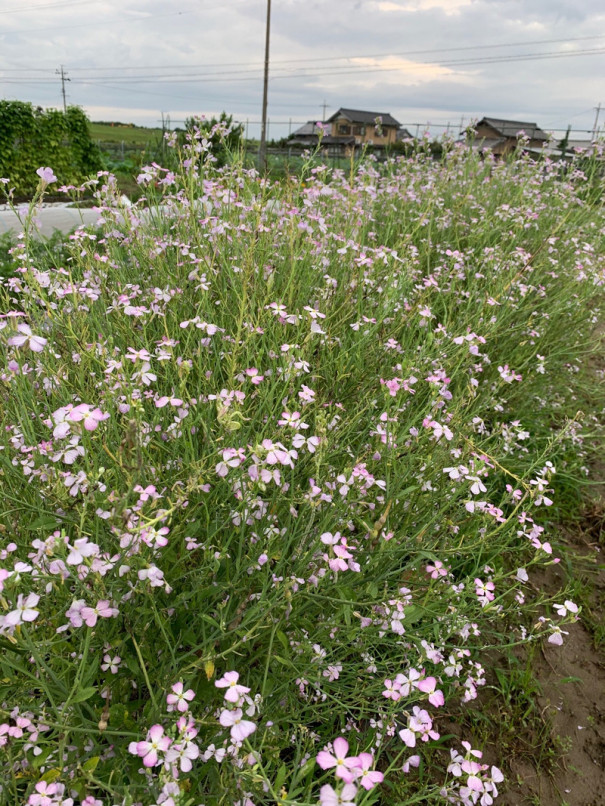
[0, 102, 103, 196]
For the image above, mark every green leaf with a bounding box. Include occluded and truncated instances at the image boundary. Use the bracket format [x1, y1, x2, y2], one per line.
[404, 605, 423, 622]
[40, 769, 61, 783]
[71, 686, 96, 703]
[274, 763, 287, 792]
[26, 515, 59, 531]
[272, 655, 294, 669]
[82, 756, 100, 773]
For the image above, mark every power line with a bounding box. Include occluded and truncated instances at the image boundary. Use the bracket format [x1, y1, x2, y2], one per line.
[57, 46, 605, 84]
[2, 33, 604, 73]
[4, 7, 196, 35]
[5, 43, 604, 87]
[0, 0, 99, 14]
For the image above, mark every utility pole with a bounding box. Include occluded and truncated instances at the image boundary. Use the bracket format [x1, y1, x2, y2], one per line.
[321, 99, 328, 121]
[258, 0, 272, 173]
[56, 65, 70, 112]
[592, 103, 602, 140]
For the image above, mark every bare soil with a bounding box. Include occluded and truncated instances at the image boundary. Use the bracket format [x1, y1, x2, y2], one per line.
[498, 507, 605, 806]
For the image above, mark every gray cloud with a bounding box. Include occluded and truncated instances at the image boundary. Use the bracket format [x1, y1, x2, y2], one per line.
[0, 0, 603, 140]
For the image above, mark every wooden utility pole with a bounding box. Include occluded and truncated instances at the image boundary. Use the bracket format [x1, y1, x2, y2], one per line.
[56, 65, 70, 112]
[592, 103, 602, 140]
[258, 0, 272, 172]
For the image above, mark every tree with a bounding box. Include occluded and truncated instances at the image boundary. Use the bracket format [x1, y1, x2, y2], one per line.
[180, 113, 244, 167]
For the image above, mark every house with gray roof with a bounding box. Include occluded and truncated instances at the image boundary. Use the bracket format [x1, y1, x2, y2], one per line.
[325, 108, 401, 148]
[468, 117, 549, 156]
[289, 108, 405, 156]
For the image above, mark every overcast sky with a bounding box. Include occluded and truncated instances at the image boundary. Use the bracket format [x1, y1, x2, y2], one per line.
[1, 0, 604, 140]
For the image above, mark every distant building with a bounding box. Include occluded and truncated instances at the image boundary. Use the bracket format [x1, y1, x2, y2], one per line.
[288, 121, 355, 157]
[468, 117, 549, 156]
[325, 108, 401, 147]
[289, 121, 324, 146]
[289, 108, 404, 156]
[396, 127, 415, 141]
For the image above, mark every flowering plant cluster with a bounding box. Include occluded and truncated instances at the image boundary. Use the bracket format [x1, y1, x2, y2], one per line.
[0, 130, 602, 805]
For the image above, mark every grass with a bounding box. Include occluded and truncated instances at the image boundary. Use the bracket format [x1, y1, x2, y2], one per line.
[90, 121, 164, 145]
[0, 130, 603, 805]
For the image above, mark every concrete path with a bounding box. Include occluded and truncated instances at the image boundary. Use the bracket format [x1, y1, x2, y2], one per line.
[0, 205, 106, 239]
[0, 198, 217, 240]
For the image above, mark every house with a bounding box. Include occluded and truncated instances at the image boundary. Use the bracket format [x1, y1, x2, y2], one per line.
[325, 108, 401, 148]
[289, 121, 324, 147]
[468, 117, 549, 156]
[396, 127, 414, 142]
[289, 108, 403, 156]
[288, 120, 355, 157]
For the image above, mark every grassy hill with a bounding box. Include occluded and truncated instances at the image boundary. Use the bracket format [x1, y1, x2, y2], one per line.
[90, 121, 164, 145]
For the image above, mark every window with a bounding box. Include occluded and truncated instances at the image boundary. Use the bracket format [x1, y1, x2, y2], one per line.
[338, 124, 351, 135]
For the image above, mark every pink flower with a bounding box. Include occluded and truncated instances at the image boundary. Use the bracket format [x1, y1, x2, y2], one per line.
[316, 737, 359, 783]
[64, 599, 86, 628]
[547, 626, 568, 645]
[382, 678, 402, 701]
[166, 682, 195, 712]
[81, 599, 118, 628]
[66, 404, 109, 432]
[398, 707, 439, 747]
[426, 561, 448, 579]
[66, 537, 100, 566]
[2, 593, 40, 631]
[298, 384, 316, 404]
[129, 724, 171, 767]
[28, 780, 59, 806]
[215, 670, 250, 703]
[165, 738, 200, 772]
[474, 578, 495, 605]
[353, 752, 384, 790]
[101, 654, 121, 674]
[395, 667, 421, 696]
[219, 708, 256, 742]
[402, 754, 421, 773]
[416, 676, 445, 708]
[319, 783, 357, 806]
[156, 396, 184, 408]
[7, 324, 47, 353]
[36, 166, 57, 184]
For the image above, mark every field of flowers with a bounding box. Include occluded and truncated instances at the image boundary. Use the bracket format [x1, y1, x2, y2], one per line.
[0, 128, 603, 806]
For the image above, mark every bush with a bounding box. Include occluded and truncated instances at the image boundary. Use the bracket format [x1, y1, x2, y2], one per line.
[0, 102, 102, 196]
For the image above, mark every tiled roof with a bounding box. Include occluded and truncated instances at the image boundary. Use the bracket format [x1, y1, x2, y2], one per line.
[326, 108, 401, 127]
[479, 117, 548, 141]
[290, 121, 323, 137]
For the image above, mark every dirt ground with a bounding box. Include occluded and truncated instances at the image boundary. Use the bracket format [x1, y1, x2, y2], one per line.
[498, 518, 605, 806]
